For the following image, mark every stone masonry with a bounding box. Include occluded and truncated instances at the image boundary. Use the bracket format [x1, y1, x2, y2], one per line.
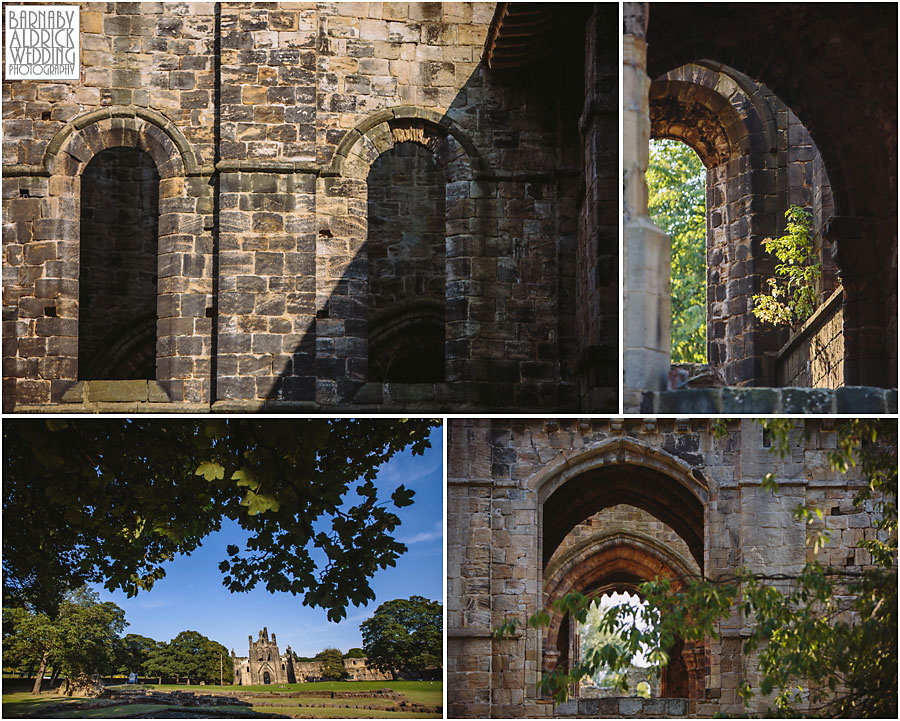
[2, 2, 618, 413]
[231, 626, 390, 685]
[447, 417, 891, 718]
[622, 2, 897, 412]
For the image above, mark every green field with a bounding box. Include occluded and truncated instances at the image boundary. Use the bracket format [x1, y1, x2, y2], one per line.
[2, 681, 443, 718]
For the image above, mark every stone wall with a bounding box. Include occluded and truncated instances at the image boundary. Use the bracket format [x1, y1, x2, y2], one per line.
[447, 417, 884, 718]
[623, 2, 898, 410]
[3, 2, 617, 413]
[292, 658, 391, 683]
[777, 287, 844, 389]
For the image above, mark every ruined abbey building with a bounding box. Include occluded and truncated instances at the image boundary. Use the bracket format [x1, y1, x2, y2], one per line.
[623, 3, 897, 414]
[2, 2, 617, 413]
[447, 418, 893, 718]
[232, 627, 390, 685]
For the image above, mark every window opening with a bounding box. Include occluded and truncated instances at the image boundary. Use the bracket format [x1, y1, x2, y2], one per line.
[577, 592, 657, 697]
[78, 146, 159, 380]
[647, 138, 707, 364]
[366, 142, 446, 382]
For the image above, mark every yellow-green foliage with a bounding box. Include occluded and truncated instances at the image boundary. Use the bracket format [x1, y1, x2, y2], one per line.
[752, 206, 821, 329]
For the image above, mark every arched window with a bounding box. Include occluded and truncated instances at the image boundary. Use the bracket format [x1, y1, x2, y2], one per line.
[263, 671, 271, 684]
[79, 146, 159, 380]
[366, 141, 446, 383]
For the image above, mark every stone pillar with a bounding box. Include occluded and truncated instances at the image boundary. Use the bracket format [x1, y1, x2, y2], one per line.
[623, 3, 670, 412]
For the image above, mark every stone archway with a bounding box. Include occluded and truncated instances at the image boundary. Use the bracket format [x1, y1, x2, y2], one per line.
[530, 438, 708, 703]
[625, 2, 897, 400]
[648, 62, 837, 387]
[312, 107, 484, 405]
[23, 106, 209, 405]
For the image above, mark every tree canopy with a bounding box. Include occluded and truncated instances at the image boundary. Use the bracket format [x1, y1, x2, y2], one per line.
[314, 647, 348, 680]
[647, 138, 707, 364]
[497, 419, 897, 717]
[360, 595, 442, 678]
[3, 419, 438, 621]
[3, 586, 127, 694]
[143, 630, 231, 686]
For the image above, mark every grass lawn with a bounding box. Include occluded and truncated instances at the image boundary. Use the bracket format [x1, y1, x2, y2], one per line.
[3, 681, 442, 718]
[2, 691, 91, 718]
[45, 704, 166, 718]
[146, 680, 442, 707]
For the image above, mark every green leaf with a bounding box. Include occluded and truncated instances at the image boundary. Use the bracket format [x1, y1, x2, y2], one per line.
[195, 461, 224, 481]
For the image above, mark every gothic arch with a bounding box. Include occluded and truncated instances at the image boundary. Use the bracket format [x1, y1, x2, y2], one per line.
[532, 436, 707, 505]
[542, 531, 699, 656]
[533, 438, 709, 701]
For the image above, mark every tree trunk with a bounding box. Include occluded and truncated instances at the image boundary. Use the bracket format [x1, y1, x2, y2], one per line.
[51, 666, 61, 685]
[31, 651, 48, 694]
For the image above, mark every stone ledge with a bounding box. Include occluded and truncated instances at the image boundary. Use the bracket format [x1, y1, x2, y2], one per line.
[640, 386, 897, 414]
[554, 696, 689, 717]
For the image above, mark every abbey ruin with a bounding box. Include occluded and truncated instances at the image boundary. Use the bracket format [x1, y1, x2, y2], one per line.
[623, 2, 897, 414]
[232, 627, 390, 685]
[447, 417, 894, 717]
[2, 2, 617, 413]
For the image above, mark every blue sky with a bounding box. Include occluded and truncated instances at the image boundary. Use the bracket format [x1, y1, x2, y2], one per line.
[93, 424, 443, 658]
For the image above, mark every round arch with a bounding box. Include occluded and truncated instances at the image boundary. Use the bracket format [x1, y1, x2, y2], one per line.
[33, 106, 207, 402]
[648, 63, 791, 385]
[645, 3, 897, 388]
[311, 106, 490, 397]
[44, 105, 198, 178]
[327, 105, 485, 180]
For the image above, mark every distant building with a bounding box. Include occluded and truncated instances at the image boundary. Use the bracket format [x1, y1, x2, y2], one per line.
[232, 627, 296, 685]
[231, 627, 391, 685]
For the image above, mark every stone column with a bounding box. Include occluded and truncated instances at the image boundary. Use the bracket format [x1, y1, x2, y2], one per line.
[623, 3, 671, 412]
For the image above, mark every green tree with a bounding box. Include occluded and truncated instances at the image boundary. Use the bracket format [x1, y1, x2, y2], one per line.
[147, 631, 231, 685]
[3, 587, 127, 695]
[315, 648, 348, 681]
[647, 138, 707, 363]
[578, 598, 633, 687]
[117, 633, 162, 678]
[343, 647, 366, 658]
[2, 606, 54, 694]
[497, 419, 897, 717]
[3, 419, 437, 621]
[360, 596, 442, 679]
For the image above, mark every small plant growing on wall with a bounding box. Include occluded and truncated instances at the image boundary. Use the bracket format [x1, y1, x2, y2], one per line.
[752, 205, 820, 329]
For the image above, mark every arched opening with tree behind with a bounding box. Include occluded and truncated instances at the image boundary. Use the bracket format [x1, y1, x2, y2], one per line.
[537, 445, 708, 702]
[577, 592, 657, 697]
[647, 139, 706, 366]
[79, 147, 160, 381]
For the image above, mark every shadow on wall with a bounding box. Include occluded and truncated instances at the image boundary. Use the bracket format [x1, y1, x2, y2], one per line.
[261, 51, 591, 411]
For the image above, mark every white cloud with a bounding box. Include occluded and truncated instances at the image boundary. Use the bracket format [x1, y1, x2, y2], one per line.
[400, 521, 442, 545]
